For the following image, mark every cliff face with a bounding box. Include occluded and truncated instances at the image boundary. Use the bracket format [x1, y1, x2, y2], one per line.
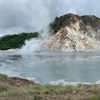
[41, 13, 100, 51]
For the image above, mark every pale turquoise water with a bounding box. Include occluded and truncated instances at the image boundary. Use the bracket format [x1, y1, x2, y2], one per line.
[0, 51, 100, 84]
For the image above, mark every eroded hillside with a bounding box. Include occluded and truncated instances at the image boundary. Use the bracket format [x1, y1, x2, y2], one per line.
[41, 13, 100, 51]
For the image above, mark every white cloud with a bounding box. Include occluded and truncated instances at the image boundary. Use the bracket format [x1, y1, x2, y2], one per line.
[0, 0, 100, 35]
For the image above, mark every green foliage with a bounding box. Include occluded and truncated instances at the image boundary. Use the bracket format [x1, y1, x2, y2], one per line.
[0, 81, 13, 93]
[50, 13, 100, 34]
[81, 15, 100, 29]
[0, 32, 39, 50]
[50, 16, 69, 34]
[77, 83, 84, 88]
[50, 13, 78, 34]
[0, 84, 74, 97]
[0, 74, 8, 81]
[0, 74, 8, 79]
[91, 96, 100, 100]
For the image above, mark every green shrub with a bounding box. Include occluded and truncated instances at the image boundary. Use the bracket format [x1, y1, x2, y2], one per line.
[0, 32, 39, 50]
[50, 14, 77, 34]
[0, 74, 8, 79]
[91, 96, 100, 100]
[0, 74, 8, 81]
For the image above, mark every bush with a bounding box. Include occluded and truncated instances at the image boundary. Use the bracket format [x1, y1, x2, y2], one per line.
[0, 74, 8, 81]
[0, 32, 39, 50]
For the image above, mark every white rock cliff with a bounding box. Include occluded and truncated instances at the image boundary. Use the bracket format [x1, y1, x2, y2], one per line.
[40, 13, 100, 51]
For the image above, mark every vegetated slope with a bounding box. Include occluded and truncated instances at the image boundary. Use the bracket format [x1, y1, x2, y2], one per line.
[41, 13, 100, 51]
[0, 73, 100, 100]
[0, 32, 39, 50]
[50, 13, 100, 34]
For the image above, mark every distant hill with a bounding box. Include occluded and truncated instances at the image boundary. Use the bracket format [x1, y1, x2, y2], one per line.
[0, 32, 39, 50]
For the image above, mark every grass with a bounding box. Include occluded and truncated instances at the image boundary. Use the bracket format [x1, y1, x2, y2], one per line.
[91, 96, 100, 100]
[0, 73, 100, 100]
[0, 74, 8, 79]
[0, 85, 74, 96]
[0, 84, 100, 100]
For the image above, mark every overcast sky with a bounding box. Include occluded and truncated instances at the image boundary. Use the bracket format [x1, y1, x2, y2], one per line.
[0, 0, 100, 36]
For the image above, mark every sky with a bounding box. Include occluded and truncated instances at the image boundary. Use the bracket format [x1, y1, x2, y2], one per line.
[0, 0, 100, 36]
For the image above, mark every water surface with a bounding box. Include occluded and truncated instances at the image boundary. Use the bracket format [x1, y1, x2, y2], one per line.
[0, 51, 100, 85]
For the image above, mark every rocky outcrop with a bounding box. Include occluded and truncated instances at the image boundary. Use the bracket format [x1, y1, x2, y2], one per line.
[7, 77, 35, 87]
[40, 13, 100, 51]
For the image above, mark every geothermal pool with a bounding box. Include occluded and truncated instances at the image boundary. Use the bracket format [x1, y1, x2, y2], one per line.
[0, 51, 100, 85]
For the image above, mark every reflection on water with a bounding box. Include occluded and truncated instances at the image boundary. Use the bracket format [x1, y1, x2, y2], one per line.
[0, 51, 100, 84]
